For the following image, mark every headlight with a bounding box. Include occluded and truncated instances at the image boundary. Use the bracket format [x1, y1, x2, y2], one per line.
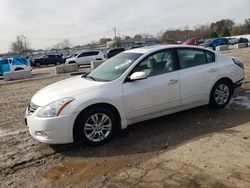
[36, 97, 74, 118]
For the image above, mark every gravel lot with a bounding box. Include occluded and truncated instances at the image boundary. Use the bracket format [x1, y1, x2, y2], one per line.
[0, 48, 250, 187]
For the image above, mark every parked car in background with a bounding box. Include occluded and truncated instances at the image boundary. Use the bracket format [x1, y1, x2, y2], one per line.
[182, 38, 200, 45]
[199, 38, 229, 50]
[231, 37, 249, 45]
[63, 53, 77, 63]
[25, 45, 245, 145]
[164, 40, 181, 45]
[228, 37, 236, 45]
[0, 57, 32, 76]
[106, 47, 125, 58]
[33, 55, 63, 67]
[65, 50, 105, 65]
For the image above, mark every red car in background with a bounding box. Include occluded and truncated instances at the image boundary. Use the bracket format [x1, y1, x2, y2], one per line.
[182, 38, 200, 45]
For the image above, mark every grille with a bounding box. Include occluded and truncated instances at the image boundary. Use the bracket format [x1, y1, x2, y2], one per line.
[27, 103, 40, 114]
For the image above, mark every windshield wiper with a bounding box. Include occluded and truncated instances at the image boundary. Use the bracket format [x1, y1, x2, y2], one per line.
[86, 75, 96, 81]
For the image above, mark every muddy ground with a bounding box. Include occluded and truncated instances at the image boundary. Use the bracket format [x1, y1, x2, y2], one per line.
[0, 48, 250, 187]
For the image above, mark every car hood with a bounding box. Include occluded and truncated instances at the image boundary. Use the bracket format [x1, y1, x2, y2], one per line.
[31, 76, 106, 106]
[66, 57, 77, 62]
[199, 43, 210, 47]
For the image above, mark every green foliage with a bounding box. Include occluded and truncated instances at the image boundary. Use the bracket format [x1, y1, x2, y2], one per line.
[245, 18, 250, 32]
[222, 29, 231, 37]
[210, 32, 218, 38]
[108, 40, 121, 48]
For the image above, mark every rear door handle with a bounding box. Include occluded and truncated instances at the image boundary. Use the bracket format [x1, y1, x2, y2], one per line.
[209, 68, 218, 73]
[168, 79, 178, 85]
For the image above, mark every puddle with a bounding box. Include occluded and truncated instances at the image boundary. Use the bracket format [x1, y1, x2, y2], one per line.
[42, 158, 126, 184]
[228, 96, 250, 109]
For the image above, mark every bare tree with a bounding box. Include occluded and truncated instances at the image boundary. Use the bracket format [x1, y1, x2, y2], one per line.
[53, 39, 72, 50]
[10, 36, 31, 54]
[134, 34, 143, 40]
[60, 39, 72, 49]
[99, 37, 112, 45]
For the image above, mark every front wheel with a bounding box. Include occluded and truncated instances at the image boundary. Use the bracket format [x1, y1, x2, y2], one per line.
[74, 108, 117, 145]
[209, 80, 233, 108]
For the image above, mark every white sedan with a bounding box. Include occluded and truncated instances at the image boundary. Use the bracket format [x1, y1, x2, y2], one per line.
[25, 45, 245, 145]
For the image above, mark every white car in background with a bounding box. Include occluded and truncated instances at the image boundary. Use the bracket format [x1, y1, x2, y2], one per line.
[65, 50, 105, 65]
[25, 45, 245, 145]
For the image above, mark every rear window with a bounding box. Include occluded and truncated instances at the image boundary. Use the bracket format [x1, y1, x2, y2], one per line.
[205, 51, 215, 63]
[0, 59, 9, 65]
[12, 58, 28, 65]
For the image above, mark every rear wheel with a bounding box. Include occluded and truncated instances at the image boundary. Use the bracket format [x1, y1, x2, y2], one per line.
[35, 62, 41, 67]
[74, 107, 117, 145]
[55, 61, 61, 65]
[209, 80, 233, 108]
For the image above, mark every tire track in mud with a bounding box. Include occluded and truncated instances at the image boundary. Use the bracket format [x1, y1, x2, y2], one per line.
[0, 74, 71, 178]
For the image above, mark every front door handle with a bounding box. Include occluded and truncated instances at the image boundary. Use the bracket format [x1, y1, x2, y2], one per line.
[168, 79, 178, 85]
[209, 68, 218, 73]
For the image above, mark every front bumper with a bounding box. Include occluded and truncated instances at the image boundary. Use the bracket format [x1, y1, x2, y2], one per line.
[234, 78, 244, 89]
[25, 112, 77, 144]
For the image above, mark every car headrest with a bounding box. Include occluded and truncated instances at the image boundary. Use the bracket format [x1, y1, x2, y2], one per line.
[147, 58, 156, 68]
[194, 54, 206, 64]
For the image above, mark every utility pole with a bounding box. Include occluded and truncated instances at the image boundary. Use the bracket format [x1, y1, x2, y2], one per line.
[22, 35, 27, 52]
[113, 27, 117, 40]
[17, 35, 27, 54]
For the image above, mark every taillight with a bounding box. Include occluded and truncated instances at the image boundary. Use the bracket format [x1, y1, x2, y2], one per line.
[232, 58, 244, 69]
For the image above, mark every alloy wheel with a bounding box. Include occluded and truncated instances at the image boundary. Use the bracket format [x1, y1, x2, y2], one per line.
[84, 113, 112, 142]
[214, 83, 230, 105]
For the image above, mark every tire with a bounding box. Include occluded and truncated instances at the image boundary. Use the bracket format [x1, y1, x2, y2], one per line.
[55, 61, 61, 65]
[35, 62, 41, 67]
[74, 107, 117, 146]
[209, 80, 233, 109]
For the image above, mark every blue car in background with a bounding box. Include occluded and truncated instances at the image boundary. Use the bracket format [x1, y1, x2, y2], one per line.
[199, 38, 229, 50]
[0, 57, 32, 76]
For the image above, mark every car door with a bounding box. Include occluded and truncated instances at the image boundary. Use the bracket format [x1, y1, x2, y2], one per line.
[123, 49, 181, 120]
[176, 48, 219, 108]
[90, 51, 101, 61]
[49, 55, 55, 64]
[77, 52, 89, 64]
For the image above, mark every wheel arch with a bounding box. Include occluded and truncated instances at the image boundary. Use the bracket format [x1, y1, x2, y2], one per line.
[212, 77, 234, 90]
[209, 77, 234, 100]
[14, 67, 24, 71]
[73, 102, 122, 142]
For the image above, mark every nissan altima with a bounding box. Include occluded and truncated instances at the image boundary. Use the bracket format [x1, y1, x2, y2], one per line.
[25, 45, 245, 145]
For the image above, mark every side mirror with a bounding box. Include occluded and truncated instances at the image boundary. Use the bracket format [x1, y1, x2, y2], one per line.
[129, 71, 148, 81]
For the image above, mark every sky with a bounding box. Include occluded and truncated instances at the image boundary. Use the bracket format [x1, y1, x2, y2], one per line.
[0, 0, 250, 53]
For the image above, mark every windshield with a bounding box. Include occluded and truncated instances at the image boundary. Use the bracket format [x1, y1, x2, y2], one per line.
[203, 39, 213, 44]
[87, 52, 142, 81]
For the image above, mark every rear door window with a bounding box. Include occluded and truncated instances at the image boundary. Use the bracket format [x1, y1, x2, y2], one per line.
[177, 49, 207, 69]
[78, 52, 88, 58]
[88, 51, 99, 56]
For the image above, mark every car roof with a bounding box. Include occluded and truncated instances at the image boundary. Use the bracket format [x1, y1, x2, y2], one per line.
[124, 45, 211, 54]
